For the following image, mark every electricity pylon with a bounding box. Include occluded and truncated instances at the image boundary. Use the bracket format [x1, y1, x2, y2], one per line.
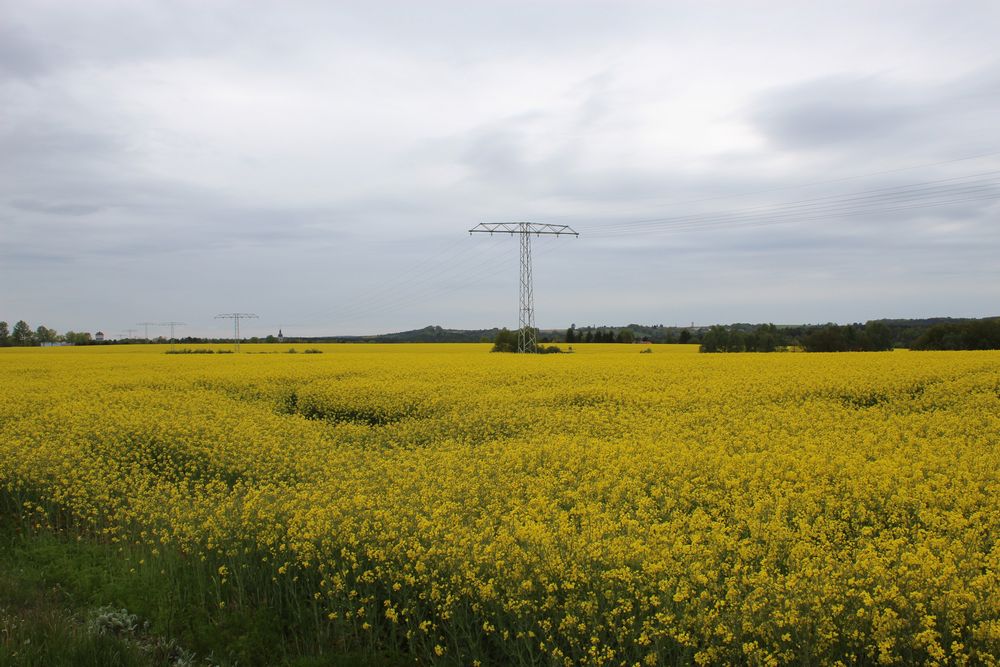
[136, 322, 157, 341]
[160, 321, 186, 350]
[215, 313, 258, 352]
[469, 222, 578, 353]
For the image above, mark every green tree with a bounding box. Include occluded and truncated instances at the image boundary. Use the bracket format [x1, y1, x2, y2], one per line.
[844, 324, 870, 351]
[12, 320, 33, 346]
[911, 319, 1000, 350]
[491, 328, 517, 353]
[63, 331, 93, 345]
[864, 321, 893, 351]
[729, 330, 747, 352]
[801, 325, 848, 352]
[566, 325, 576, 344]
[678, 329, 692, 344]
[0, 321, 8, 346]
[617, 328, 635, 344]
[763, 323, 780, 352]
[35, 325, 57, 344]
[964, 319, 1000, 349]
[699, 326, 727, 353]
[746, 323, 779, 352]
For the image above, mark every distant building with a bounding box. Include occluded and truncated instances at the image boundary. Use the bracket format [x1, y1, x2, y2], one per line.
[278, 329, 284, 342]
[95, 331, 105, 341]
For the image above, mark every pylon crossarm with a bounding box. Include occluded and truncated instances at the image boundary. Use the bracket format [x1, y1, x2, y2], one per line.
[469, 222, 578, 236]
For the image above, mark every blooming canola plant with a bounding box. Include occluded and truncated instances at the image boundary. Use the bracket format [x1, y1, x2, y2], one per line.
[1, 344, 998, 665]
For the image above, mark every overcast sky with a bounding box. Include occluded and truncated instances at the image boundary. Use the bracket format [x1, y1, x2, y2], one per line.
[3, 1, 999, 337]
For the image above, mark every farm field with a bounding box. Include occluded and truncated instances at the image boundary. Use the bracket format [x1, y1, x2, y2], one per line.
[2, 344, 999, 665]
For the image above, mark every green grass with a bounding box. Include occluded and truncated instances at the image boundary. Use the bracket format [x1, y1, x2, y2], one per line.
[0, 522, 412, 666]
[0, 565, 153, 666]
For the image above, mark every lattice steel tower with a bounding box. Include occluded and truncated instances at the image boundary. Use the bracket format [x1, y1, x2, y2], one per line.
[469, 222, 579, 353]
[214, 313, 258, 352]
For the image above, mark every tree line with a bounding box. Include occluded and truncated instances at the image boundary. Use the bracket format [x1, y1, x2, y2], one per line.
[0, 320, 99, 346]
[493, 318, 1000, 353]
[910, 319, 1000, 350]
[564, 321, 900, 351]
[699, 323, 788, 352]
[565, 325, 637, 344]
[699, 321, 894, 352]
[696, 319, 1000, 352]
[492, 326, 646, 352]
[565, 324, 695, 344]
[6, 317, 999, 351]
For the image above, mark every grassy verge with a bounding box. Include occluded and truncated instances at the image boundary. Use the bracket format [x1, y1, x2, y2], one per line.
[0, 522, 411, 666]
[0, 552, 156, 666]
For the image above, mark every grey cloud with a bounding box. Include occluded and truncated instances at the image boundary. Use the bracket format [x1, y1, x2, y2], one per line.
[452, 70, 623, 191]
[753, 76, 925, 150]
[3, 1, 1000, 334]
[0, 247, 74, 265]
[2, 190, 362, 264]
[461, 125, 529, 181]
[456, 109, 569, 186]
[0, 123, 122, 165]
[751, 65, 1000, 155]
[764, 101, 911, 148]
[0, 22, 55, 80]
[0, 2, 242, 80]
[944, 63, 1000, 105]
[10, 199, 104, 216]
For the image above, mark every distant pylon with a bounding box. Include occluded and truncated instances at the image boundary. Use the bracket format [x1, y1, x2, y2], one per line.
[468, 222, 578, 353]
[160, 321, 186, 350]
[214, 313, 258, 352]
[136, 322, 157, 341]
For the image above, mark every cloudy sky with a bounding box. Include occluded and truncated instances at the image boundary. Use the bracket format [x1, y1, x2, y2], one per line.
[2, 1, 999, 337]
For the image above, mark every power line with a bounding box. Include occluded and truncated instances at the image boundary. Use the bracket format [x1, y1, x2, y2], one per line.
[312, 250, 519, 333]
[290, 236, 479, 325]
[543, 149, 1000, 227]
[581, 170, 1000, 232]
[290, 238, 513, 330]
[579, 172, 1000, 238]
[589, 189, 1000, 238]
[313, 228, 574, 334]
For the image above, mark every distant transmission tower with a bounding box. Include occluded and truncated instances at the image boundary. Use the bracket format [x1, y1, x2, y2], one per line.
[469, 222, 578, 353]
[136, 322, 157, 341]
[160, 321, 186, 350]
[215, 313, 258, 352]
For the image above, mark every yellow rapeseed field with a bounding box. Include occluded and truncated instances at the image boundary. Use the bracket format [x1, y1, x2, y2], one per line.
[1, 344, 999, 665]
